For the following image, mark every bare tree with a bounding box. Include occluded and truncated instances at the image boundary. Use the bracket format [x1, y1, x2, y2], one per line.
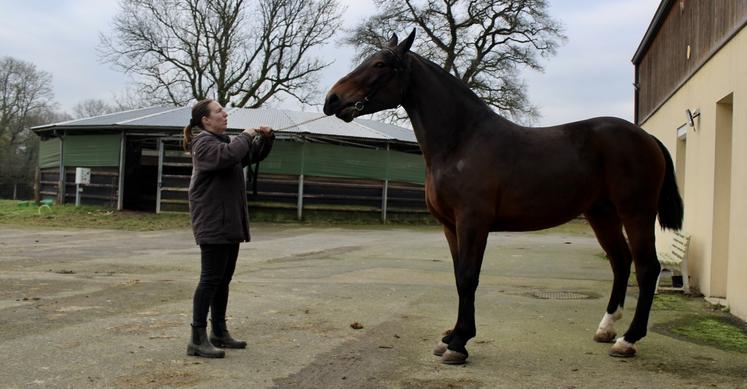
[0, 57, 54, 145]
[346, 0, 565, 123]
[72, 99, 117, 119]
[99, 0, 343, 108]
[0, 57, 57, 199]
[72, 89, 153, 119]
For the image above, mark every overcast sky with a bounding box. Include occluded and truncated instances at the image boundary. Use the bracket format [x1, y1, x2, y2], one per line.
[0, 0, 659, 126]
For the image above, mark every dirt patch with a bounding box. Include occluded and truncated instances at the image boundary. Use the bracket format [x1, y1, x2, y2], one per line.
[114, 363, 203, 388]
[266, 246, 363, 263]
[273, 319, 427, 388]
[0, 280, 191, 338]
[401, 378, 482, 389]
[107, 316, 182, 336]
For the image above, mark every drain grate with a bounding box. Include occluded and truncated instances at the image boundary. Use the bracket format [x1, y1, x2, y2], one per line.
[532, 291, 593, 300]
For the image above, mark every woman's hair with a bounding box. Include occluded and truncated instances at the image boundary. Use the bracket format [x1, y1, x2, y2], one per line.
[183, 99, 214, 151]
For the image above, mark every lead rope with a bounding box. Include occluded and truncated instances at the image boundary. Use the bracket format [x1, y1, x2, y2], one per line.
[273, 114, 329, 132]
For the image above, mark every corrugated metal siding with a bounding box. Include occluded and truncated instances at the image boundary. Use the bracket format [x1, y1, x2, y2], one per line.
[63, 134, 121, 167]
[636, 0, 747, 123]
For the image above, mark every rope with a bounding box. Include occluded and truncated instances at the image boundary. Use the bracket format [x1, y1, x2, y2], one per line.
[274, 114, 328, 132]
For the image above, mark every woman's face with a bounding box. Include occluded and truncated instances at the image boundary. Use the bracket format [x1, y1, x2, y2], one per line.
[202, 101, 229, 133]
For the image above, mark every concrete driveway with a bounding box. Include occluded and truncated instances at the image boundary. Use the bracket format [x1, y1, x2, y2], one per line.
[0, 223, 745, 388]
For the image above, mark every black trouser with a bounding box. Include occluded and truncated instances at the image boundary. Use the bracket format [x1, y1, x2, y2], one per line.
[192, 243, 240, 328]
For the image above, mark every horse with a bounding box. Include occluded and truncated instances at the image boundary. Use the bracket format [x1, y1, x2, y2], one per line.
[323, 29, 683, 365]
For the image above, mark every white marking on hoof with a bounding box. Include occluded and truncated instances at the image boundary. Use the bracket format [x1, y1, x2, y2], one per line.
[433, 341, 448, 356]
[441, 349, 468, 365]
[594, 308, 623, 343]
[609, 337, 637, 358]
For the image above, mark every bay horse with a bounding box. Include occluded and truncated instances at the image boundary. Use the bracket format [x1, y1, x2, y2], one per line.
[323, 30, 683, 365]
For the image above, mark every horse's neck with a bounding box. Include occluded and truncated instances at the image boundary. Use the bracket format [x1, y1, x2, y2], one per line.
[401, 55, 496, 164]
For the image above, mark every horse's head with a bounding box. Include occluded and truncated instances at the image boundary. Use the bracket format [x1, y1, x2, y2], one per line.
[323, 29, 416, 122]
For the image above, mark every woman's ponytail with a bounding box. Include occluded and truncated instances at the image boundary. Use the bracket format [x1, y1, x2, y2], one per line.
[182, 123, 194, 151]
[183, 99, 214, 152]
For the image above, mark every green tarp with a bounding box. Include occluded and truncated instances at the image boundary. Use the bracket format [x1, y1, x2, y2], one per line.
[39, 135, 423, 183]
[260, 141, 425, 184]
[38, 137, 60, 169]
[38, 134, 121, 168]
[63, 134, 121, 167]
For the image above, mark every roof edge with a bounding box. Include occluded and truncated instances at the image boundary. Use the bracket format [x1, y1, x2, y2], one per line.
[30, 105, 172, 132]
[632, 0, 673, 65]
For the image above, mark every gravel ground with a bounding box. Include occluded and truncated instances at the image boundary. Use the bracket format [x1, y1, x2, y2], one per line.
[0, 223, 745, 388]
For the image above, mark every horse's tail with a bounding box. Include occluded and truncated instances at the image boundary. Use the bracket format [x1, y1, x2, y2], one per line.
[652, 136, 684, 230]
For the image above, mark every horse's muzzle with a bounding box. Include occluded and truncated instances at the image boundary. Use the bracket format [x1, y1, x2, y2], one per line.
[323, 92, 341, 116]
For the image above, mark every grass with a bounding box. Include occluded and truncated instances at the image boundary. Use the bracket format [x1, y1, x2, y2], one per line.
[670, 316, 747, 353]
[0, 200, 190, 231]
[651, 293, 747, 353]
[653, 294, 691, 311]
[0, 199, 438, 230]
[0, 200, 607, 233]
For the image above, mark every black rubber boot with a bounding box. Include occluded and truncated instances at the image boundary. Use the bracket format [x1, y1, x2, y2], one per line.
[210, 320, 247, 349]
[187, 325, 225, 358]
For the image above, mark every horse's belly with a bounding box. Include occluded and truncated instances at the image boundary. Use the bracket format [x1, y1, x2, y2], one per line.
[492, 192, 595, 232]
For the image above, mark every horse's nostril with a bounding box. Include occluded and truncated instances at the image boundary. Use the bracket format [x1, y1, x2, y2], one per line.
[324, 93, 341, 115]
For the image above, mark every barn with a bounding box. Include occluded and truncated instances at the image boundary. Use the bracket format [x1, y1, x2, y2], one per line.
[633, 1, 746, 319]
[31, 106, 428, 221]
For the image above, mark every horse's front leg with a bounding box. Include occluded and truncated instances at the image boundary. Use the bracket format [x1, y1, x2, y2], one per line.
[440, 222, 489, 365]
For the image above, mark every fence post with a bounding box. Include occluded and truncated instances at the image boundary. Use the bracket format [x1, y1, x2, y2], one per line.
[381, 143, 390, 223]
[297, 140, 305, 221]
[297, 174, 304, 220]
[117, 131, 126, 210]
[34, 167, 40, 202]
[381, 179, 389, 222]
[156, 138, 164, 214]
[57, 132, 65, 204]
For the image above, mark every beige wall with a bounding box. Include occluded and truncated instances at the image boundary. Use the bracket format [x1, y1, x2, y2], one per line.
[640, 28, 747, 320]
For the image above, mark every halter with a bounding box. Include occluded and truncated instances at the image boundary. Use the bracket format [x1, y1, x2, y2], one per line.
[353, 49, 408, 112]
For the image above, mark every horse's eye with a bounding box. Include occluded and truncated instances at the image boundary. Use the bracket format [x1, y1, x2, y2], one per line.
[374, 62, 385, 68]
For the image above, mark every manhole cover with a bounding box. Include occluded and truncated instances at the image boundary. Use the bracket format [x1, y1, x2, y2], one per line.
[532, 291, 592, 300]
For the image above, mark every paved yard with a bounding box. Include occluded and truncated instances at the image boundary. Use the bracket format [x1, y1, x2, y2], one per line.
[0, 223, 745, 388]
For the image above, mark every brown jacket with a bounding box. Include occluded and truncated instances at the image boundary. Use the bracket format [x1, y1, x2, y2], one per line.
[188, 129, 274, 245]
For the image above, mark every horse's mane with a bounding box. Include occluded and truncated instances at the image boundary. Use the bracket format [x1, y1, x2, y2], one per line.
[407, 52, 492, 113]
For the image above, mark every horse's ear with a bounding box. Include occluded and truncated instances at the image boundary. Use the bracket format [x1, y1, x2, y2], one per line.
[397, 28, 416, 54]
[386, 33, 398, 48]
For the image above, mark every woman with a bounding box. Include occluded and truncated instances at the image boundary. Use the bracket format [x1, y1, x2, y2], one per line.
[183, 99, 274, 358]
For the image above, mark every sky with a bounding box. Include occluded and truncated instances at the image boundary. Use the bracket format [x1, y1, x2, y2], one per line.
[0, 0, 660, 126]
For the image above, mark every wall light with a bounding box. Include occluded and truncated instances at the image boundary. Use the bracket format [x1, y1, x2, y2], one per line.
[685, 108, 700, 130]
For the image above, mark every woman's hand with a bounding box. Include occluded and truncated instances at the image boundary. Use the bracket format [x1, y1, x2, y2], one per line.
[242, 128, 257, 137]
[257, 126, 273, 137]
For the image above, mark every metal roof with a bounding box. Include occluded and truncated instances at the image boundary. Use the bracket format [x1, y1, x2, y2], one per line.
[32, 106, 417, 144]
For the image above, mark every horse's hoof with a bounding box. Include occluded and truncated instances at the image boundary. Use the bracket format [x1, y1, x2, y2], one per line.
[433, 341, 448, 356]
[593, 329, 617, 343]
[441, 349, 468, 365]
[608, 337, 637, 358]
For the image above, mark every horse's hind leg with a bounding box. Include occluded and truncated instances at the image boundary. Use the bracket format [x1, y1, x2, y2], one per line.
[585, 204, 632, 343]
[611, 214, 661, 357]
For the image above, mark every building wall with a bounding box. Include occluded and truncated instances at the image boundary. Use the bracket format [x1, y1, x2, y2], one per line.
[636, 0, 747, 123]
[640, 28, 746, 319]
